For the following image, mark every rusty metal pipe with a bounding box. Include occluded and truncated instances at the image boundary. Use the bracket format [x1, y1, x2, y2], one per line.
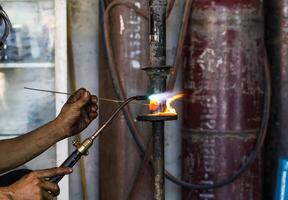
[137, 114, 177, 200]
[149, 0, 166, 69]
[142, 0, 168, 199]
[149, 0, 167, 200]
[153, 121, 165, 200]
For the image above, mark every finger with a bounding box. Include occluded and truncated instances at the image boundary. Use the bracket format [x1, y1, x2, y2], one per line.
[74, 91, 91, 108]
[41, 180, 60, 196]
[91, 95, 98, 104]
[88, 102, 98, 113]
[67, 88, 86, 104]
[81, 107, 91, 121]
[83, 105, 97, 121]
[85, 102, 98, 113]
[36, 167, 72, 178]
[89, 112, 98, 120]
[90, 105, 98, 112]
[84, 112, 92, 124]
[42, 190, 54, 200]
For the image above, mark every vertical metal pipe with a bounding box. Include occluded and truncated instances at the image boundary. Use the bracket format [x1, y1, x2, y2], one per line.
[146, 1, 168, 200]
[153, 121, 165, 200]
[147, 0, 168, 95]
[149, 0, 166, 68]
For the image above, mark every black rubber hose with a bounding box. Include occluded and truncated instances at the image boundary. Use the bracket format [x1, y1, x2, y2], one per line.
[0, 5, 12, 48]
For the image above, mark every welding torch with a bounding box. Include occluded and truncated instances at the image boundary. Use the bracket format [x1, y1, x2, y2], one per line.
[50, 95, 148, 183]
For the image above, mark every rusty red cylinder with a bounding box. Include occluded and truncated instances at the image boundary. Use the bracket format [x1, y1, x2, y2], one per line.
[99, 1, 152, 200]
[182, 0, 265, 199]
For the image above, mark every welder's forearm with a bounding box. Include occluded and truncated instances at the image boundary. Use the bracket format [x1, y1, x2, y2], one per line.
[0, 120, 64, 173]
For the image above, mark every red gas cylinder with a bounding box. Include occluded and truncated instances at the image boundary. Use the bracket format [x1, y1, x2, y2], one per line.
[182, 0, 265, 199]
[99, 1, 152, 200]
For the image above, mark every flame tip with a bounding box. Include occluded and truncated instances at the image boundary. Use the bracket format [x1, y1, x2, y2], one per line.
[148, 92, 186, 114]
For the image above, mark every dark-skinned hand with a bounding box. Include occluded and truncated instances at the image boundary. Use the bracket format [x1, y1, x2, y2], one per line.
[55, 88, 98, 139]
[3, 167, 72, 200]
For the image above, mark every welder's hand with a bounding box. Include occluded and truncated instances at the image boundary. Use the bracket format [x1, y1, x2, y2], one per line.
[55, 88, 98, 139]
[4, 167, 72, 200]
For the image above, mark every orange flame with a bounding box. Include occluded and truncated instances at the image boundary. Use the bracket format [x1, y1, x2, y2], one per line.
[163, 93, 185, 114]
[149, 93, 185, 115]
[149, 99, 160, 111]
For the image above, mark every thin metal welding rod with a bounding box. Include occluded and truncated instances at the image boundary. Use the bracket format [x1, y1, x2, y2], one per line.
[24, 87, 123, 103]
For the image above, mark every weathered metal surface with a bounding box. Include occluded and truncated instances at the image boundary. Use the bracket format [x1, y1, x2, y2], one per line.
[153, 121, 165, 200]
[182, 0, 264, 199]
[99, 1, 153, 200]
[264, 0, 288, 199]
[137, 114, 177, 122]
[149, 0, 167, 68]
[143, 1, 168, 199]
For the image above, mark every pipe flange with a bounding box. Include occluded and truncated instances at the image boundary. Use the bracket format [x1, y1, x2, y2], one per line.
[137, 114, 177, 122]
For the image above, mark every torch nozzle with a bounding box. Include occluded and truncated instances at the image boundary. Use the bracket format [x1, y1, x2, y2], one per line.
[135, 95, 149, 101]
